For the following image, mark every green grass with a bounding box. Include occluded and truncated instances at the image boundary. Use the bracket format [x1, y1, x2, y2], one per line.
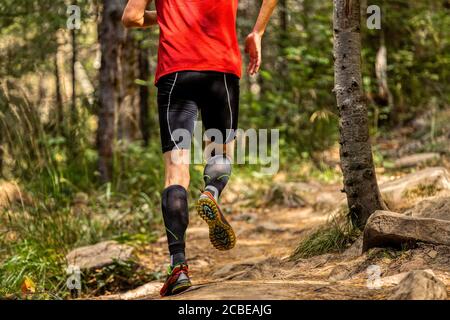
[0, 131, 180, 299]
[0, 187, 162, 299]
[291, 212, 361, 260]
[0, 240, 67, 299]
[0, 88, 202, 299]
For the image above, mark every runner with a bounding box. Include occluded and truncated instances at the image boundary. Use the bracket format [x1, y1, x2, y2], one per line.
[122, 0, 277, 296]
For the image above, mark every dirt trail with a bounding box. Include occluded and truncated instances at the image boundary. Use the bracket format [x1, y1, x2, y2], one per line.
[97, 152, 450, 300]
[136, 203, 340, 300]
[125, 189, 449, 300]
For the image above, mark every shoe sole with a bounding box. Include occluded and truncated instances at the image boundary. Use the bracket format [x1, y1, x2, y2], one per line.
[197, 196, 236, 251]
[171, 280, 192, 295]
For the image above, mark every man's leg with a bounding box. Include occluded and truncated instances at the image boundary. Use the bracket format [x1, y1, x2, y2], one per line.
[200, 72, 238, 202]
[161, 149, 190, 266]
[197, 141, 236, 251]
[202, 141, 234, 200]
[157, 72, 197, 296]
[196, 72, 239, 251]
[159, 146, 193, 297]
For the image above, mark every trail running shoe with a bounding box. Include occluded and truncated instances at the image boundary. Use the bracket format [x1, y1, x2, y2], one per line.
[197, 191, 236, 251]
[160, 263, 192, 297]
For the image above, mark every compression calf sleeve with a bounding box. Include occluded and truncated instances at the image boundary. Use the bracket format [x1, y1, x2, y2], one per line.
[161, 185, 189, 266]
[203, 154, 232, 200]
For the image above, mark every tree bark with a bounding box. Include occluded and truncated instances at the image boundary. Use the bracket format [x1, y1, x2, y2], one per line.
[56, 29, 70, 105]
[0, 130, 3, 178]
[138, 39, 151, 146]
[118, 30, 141, 142]
[54, 52, 64, 135]
[278, 0, 288, 80]
[71, 2, 78, 127]
[333, 0, 387, 228]
[97, 0, 126, 183]
[75, 61, 95, 105]
[375, 34, 393, 108]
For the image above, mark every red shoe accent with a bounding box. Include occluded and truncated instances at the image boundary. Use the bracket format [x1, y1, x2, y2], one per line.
[160, 264, 190, 297]
[203, 191, 220, 208]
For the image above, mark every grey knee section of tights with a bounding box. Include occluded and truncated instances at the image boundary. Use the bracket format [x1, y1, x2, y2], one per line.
[204, 155, 232, 183]
[203, 155, 232, 199]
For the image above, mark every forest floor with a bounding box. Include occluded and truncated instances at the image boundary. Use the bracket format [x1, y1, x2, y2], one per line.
[103, 154, 450, 300]
[2, 110, 449, 300]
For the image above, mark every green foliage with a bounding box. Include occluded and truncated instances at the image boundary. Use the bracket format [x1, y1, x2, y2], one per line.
[0, 240, 67, 299]
[363, 0, 450, 126]
[0, 86, 167, 297]
[0, 186, 163, 298]
[291, 212, 361, 259]
[239, 1, 338, 159]
[0, 0, 449, 299]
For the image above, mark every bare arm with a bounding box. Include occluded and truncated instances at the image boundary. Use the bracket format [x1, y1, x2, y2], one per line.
[252, 0, 277, 37]
[245, 0, 277, 75]
[122, 0, 157, 29]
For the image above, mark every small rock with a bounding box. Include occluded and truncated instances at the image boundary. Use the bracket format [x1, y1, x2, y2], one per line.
[213, 264, 235, 277]
[73, 192, 88, 205]
[394, 153, 440, 169]
[398, 140, 424, 156]
[212, 257, 268, 277]
[308, 254, 332, 268]
[263, 183, 307, 208]
[232, 212, 258, 222]
[73, 192, 89, 216]
[328, 265, 353, 282]
[66, 241, 134, 270]
[0, 181, 30, 209]
[189, 258, 209, 269]
[314, 191, 345, 211]
[186, 227, 209, 240]
[98, 281, 161, 300]
[363, 210, 450, 252]
[381, 269, 435, 286]
[427, 250, 438, 259]
[342, 235, 363, 258]
[389, 270, 447, 300]
[405, 196, 450, 221]
[399, 257, 426, 273]
[379, 167, 450, 210]
[255, 222, 286, 233]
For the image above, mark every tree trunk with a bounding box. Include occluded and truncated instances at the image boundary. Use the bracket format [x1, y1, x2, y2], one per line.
[54, 53, 64, 135]
[56, 29, 69, 105]
[138, 39, 151, 146]
[279, 0, 288, 34]
[75, 61, 95, 105]
[375, 34, 393, 108]
[71, 7, 77, 127]
[278, 0, 288, 80]
[333, 0, 387, 228]
[97, 0, 125, 183]
[118, 30, 141, 142]
[0, 131, 3, 178]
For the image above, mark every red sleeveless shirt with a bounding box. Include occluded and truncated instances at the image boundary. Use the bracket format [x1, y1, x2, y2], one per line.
[154, 0, 242, 83]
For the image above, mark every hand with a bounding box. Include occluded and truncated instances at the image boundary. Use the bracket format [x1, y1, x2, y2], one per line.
[245, 31, 262, 76]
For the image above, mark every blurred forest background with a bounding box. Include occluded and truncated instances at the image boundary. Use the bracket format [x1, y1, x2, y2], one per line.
[0, 0, 449, 298]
